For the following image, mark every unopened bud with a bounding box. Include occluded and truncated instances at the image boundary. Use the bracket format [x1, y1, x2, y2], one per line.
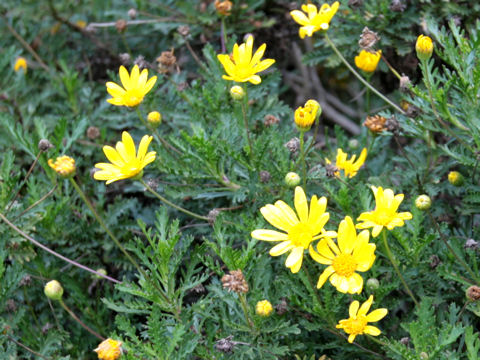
[44, 280, 63, 301]
[255, 300, 273, 317]
[415, 195, 431, 210]
[127, 8, 137, 19]
[147, 111, 162, 127]
[38, 139, 54, 151]
[284, 172, 301, 187]
[366, 278, 380, 291]
[420, 352, 429, 359]
[115, 19, 127, 33]
[86, 126, 100, 140]
[416, 35, 433, 61]
[348, 139, 359, 150]
[229, 85, 244, 100]
[448, 171, 464, 186]
[94, 268, 107, 280]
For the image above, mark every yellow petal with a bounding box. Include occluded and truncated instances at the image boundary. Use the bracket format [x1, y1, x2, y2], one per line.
[274, 200, 300, 226]
[363, 325, 381, 336]
[348, 334, 356, 343]
[251, 229, 289, 242]
[337, 216, 356, 255]
[138, 68, 148, 87]
[285, 246, 303, 273]
[353, 243, 376, 272]
[121, 131, 136, 159]
[314, 238, 336, 260]
[358, 295, 374, 316]
[130, 65, 140, 84]
[270, 241, 294, 256]
[254, 58, 275, 73]
[137, 135, 153, 159]
[143, 76, 157, 94]
[309, 245, 332, 265]
[102, 146, 124, 166]
[119, 66, 130, 89]
[366, 308, 388, 322]
[349, 300, 359, 318]
[250, 44, 266, 66]
[294, 186, 309, 223]
[290, 10, 310, 25]
[372, 225, 384, 237]
[317, 266, 335, 288]
[260, 204, 295, 232]
[347, 273, 364, 294]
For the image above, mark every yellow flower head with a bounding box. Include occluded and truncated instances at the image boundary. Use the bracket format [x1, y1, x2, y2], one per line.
[217, 36, 275, 85]
[294, 99, 321, 131]
[106, 65, 157, 107]
[356, 186, 413, 237]
[416, 35, 433, 61]
[14, 57, 27, 72]
[94, 338, 122, 360]
[290, 2, 340, 39]
[147, 111, 162, 127]
[215, 0, 233, 16]
[337, 295, 387, 343]
[251, 186, 336, 273]
[94, 131, 156, 185]
[48, 156, 76, 178]
[75, 20, 87, 29]
[256, 300, 274, 317]
[310, 216, 375, 294]
[325, 148, 367, 178]
[354, 50, 382, 73]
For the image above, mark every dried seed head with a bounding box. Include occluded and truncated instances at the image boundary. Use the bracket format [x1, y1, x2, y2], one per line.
[221, 269, 249, 293]
[19, 275, 32, 286]
[429, 254, 441, 269]
[389, 0, 406, 12]
[260, 170, 271, 183]
[215, 0, 233, 16]
[464, 238, 479, 250]
[275, 298, 288, 315]
[364, 115, 387, 133]
[146, 178, 159, 191]
[399, 75, 411, 92]
[119, 53, 131, 66]
[215, 336, 235, 353]
[358, 27, 380, 51]
[385, 116, 400, 133]
[400, 337, 410, 345]
[325, 163, 339, 178]
[41, 322, 53, 335]
[466, 285, 480, 301]
[177, 25, 190, 37]
[134, 55, 149, 70]
[157, 49, 177, 74]
[348, 0, 363, 8]
[38, 139, 54, 151]
[127, 8, 137, 19]
[192, 284, 206, 294]
[284, 137, 300, 153]
[264, 114, 280, 127]
[115, 19, 127, 33]
[208, 208, 220, 225]
[86, 126, 100, 140]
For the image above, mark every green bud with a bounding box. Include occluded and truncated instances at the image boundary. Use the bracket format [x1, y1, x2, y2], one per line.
[230, 85, 245, 101]
[448, 171, 464, 186]
[415, 195, 432, 211]
[366, 278, 380, 291]
[95, 268, 107, 280]
[348, 139, 359, 150]
[420, 352, 429, 359]
[44, 280, 63, 301]
[284, 172, 301, 187]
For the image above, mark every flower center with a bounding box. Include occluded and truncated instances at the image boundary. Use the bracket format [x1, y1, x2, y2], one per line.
[288, 223, 313, 248]
[343, 316, 367, 335]
[332, 253, 357, 277]
[123, 90, 144, 107]
[375, 211, 392, 225]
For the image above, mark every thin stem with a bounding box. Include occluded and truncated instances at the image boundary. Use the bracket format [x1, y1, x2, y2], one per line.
[365, 74, 371, 115]
[140, 179, 209, 221]
[299, 130, 307, 191]
[6, 151, 42, 213]
[238, 293, 254, 330]
[13, 184, 58, 221]
[121, 33, 132, 58]
[0, 212, 121, 284]
[381, 230, 419, 307]
[324, 34, 404, 115]
[381, 55, 402, 80]
[7, 335, 51, 360]
[220, 17, 227, 53]
[427, 211, 480, 284]
[59, 300, 104, 340]
[241, 84, 253, 160]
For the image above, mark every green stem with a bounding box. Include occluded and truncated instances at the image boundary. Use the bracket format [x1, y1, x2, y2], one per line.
[238, 293, 254, 330]
[381, 230, 419, 307]
[140, 179, 209, 221]
[324, 34, 404, 115]
[299, 130, 307, 191]
[427, 211, 480, 284]
[381, 55, 402, 80]
[241, 83, 253, 161]
[365, 74, 372, 115]
[59, 299, 104, 340]
[121, 33, 132, 58]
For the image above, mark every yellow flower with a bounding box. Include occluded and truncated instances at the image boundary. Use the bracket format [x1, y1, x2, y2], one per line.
[310, 216, 375, 294]
[14, 57, 27, 72]
[48, 156, 76, 178]
[106, 65, 157, 107]
[75, 20, 87, 29]
[356, 186, 413, 237]
[290, 2, 340, 39]
[251, 186, 336, 273]
[217, 36, 275, 85]
[336, 295, 388, 343]
[416, 35, 433, 61]
[294, 99, 321, 131]
[325, 148, 367, 178]
[147, 111, 162, 127]
[94, 131, 156, 185]
[256, 300, 273, 317]
[354, 50, 382, 73]
[94, 338, 122, 360]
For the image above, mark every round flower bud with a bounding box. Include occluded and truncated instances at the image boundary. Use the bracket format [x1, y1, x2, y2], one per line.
[127, 8, 137, 19]
[284, 172, 301, 187]
[147, 111, 162, 127]
[94, 338, 123, 360]
[348, 139, 359, 150]
[48, 155, 76, 178]
[38, 139, 53, 151]
[94, 268, 107, 280]
[44, 280, 63, 301]
[255, 300, 273, 317]
[294, 99, 321, 131]
[230, 85, 245, 101]
[416, 35, 433, 61]
[420, 352, 429, 359]
[448, 171, 464, 186]
[415, 195, 432, 211]
[366, 278, 380, 291]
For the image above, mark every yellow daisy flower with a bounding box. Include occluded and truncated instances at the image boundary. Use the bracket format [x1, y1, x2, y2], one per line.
[325, 148, 367, 178]
[356, 186, 413, 237]
[217, 35, 275, 85]
[48, 155, 76, 178]
[106, 65, 157, 107]
[354, 50, 382, 73]
[94, 338, 123, 360]
[290, 2, 340, 39]
[94, 131, 156, 185]
[14, 57, 27, 72]
[336, 295, 388, 343]
[310, 216, 375, 294]
[251, 186, 336, 273]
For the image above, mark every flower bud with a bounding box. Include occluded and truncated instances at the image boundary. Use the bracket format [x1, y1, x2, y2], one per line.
[229, 85, 245, 100]
[94, 338, 123, 360]
[294, 99, 321, 131]
[48, 155, 76, 178]
[14, 57, 27, 73]
[38, 139, 54, 151]
[366, 278, 380, 291]
[94, 268, 107, 280]
[147, 111, 162, 127]
[420, 352, 429, 359]
[415, 195, 432, 210]
[44, 280, 63, 301]
[466, 285, 480, 302]
[416, 35, 433, 61]
[448, 171, 464, 186]
[354, 50, 382, 73]
[348, 139, 359, 150]
[284, 172, 301, 187]
[255, 300, 273, 317]
[127, 8, 137, 19]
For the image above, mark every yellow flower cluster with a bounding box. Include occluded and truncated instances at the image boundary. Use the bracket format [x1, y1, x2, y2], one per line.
[354, 50, 382, 73]
[294, 99, 321, 131]
[290, 2, 340, 38]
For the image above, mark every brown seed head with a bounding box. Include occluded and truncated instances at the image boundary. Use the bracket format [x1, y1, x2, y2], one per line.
[87, 126, 100, 140]
[260, 170, 271, 183]
[275, 298, 288, 315]
[325, 163, 339, 178]
[364, 115, 387, 133]
[134, 55, 149, 70]
[359, 27, 380, 51]
[264, 114, 280, 127]
[215, 335, 235, 353]
[38, 139, 54, 151]
[127, 8, 137, 19]
[208, 208, 221, 225]
[390, 0, 406, 12]
[284, 137, 300, 153]
[215, 0, 233, 16]
[115, 19, 127, 33]
[119, 53, 131, 66]
[157, 49, 177, 74]
[178, 25, 190, 37]
[466, 285, 480, 301]
[399, 75, 411, 92]
[464, 238, 479, 250]
[221, 269, 249, 293]
[429, 254, 441, 269]
[385, 116, 400, 133]
[348, 0, 363, 8]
